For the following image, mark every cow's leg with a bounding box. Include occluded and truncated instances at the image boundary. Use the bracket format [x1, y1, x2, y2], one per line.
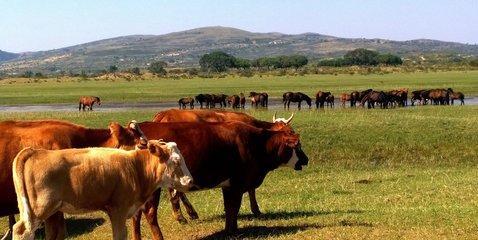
[248, 189, 261, 216]
[144, 192, 164, 240]
[44, 212, 66, 240]
[168, 188, 187, 223]
[298, 102, 301, 110]
[222, 188, 243, 234]
[131, 211, 142, 240]
[13, 211, 45, 240]
[110, 214, 127, 240]
[178, 193, 199, 220]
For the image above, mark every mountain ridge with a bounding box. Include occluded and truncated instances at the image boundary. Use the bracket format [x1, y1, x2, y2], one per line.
[1, 26, 477, 73]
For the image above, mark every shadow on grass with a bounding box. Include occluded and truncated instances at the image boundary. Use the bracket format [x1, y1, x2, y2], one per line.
[67, 217, 106, 237]
[202, 209, 365, 222]
[34, 217, 106, 239]
[198, 220, 373, 240]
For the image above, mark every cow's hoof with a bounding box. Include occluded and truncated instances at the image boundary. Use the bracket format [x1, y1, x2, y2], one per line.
[188, 212, 199, 220]
[252, 209, 262, 217]
[1, 229, 11, 240]
[174, 214, 188, 224]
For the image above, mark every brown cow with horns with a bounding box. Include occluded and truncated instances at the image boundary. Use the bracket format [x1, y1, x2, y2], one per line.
[150, 109, 295, 222]
[131, 119, 308, 239]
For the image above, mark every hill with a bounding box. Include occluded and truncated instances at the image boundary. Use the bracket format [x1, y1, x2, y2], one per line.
[0, 50, 19, 62]
[1, 26, 477, 73]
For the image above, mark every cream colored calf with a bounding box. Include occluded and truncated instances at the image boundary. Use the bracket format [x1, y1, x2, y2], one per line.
[12, 140, 193, 240]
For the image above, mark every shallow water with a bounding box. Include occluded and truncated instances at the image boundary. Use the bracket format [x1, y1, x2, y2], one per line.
[0, 97, 476, 112]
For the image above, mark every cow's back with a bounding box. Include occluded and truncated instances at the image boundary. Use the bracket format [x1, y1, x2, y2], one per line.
[139, 121, 264, 189]
[152, 109, 256, 123]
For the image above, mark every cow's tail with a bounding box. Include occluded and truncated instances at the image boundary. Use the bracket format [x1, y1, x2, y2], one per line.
[12, 147, 36, 237]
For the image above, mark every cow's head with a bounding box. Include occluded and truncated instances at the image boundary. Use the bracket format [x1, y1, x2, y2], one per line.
[276, 132, 308, 171]
[109, 120, 148, 150]
[147, 140, 194, 192]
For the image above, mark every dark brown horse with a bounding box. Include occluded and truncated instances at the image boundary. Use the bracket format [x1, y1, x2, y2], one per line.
[326, 94, 335, 108]
[340, 93, 352, 107]
[249, 92, 268, 108]
[195, 94, 212, 109]
[428, 88, 452, 105]
[283, 92, 312, 110]
[361, 91, 388, 108]
[178, 97, 195, 109]
[239, 93, 246, 109]
[450, 91, 465, 105]
[227, 95, 240, 109]
[78, 96, 101, 111]
[315, 91, 331, 108]
[210, 94, 228, 108]
[411, 90, 426, 106]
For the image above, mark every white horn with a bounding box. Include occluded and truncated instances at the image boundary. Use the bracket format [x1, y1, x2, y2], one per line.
[285, 113, 294, 124]
[128, 120, 138, 129]
[272, 112, 277, 122]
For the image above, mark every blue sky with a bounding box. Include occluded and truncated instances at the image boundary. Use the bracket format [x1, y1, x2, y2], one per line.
[1, 0, 477, 52]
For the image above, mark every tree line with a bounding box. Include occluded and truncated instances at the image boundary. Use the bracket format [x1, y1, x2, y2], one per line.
[317, 48, 403, 67]
[22, 48, 477, 79]
[199, 51, 308, 72]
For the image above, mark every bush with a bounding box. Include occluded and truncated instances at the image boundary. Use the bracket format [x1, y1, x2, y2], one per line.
[470, 58, 478, 67]
[239, 68, 254, 77]
[148, 61, 167, 76]
[129, 67, 141, 75]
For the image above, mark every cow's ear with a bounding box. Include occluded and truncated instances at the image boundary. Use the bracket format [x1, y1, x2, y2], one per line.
[109, 122, 122, 135]
[108, 122, 123, 146]
[147, 141, 156, 154]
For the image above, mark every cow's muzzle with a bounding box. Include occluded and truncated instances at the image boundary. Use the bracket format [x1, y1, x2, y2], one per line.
[178, 176, 194, 191]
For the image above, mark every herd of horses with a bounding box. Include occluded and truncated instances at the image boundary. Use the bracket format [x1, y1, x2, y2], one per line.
[179, 92, 269, 109]
[174, 88, 466, 110]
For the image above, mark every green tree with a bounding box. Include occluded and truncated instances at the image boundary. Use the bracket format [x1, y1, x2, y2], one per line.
[234, 58, 251, 69]
[344, 48, 380, 66]
[148, 61, 167, 76]
[23, 71, 34, 78]
[199, 51, 236, 72]
[377, 53, 403, 65]
[108, 65, 118, 73]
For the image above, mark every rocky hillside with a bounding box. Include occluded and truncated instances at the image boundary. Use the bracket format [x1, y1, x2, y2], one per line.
[1, 26, 477, 73]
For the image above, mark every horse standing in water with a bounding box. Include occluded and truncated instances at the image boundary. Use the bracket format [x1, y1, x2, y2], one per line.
[78, 96, 101, 111]
[283, 92, 312, 110]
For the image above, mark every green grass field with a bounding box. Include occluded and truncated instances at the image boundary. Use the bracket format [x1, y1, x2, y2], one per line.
[0, 71, 477, 105]
[0, 106, 477, 239]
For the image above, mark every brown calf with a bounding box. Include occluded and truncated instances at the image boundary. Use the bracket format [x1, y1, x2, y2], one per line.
[12, 141, 193, 240]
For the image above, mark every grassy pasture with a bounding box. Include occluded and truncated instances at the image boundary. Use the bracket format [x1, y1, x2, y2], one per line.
[0, 71, 477, 105]
[0, 106, 477, 239]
